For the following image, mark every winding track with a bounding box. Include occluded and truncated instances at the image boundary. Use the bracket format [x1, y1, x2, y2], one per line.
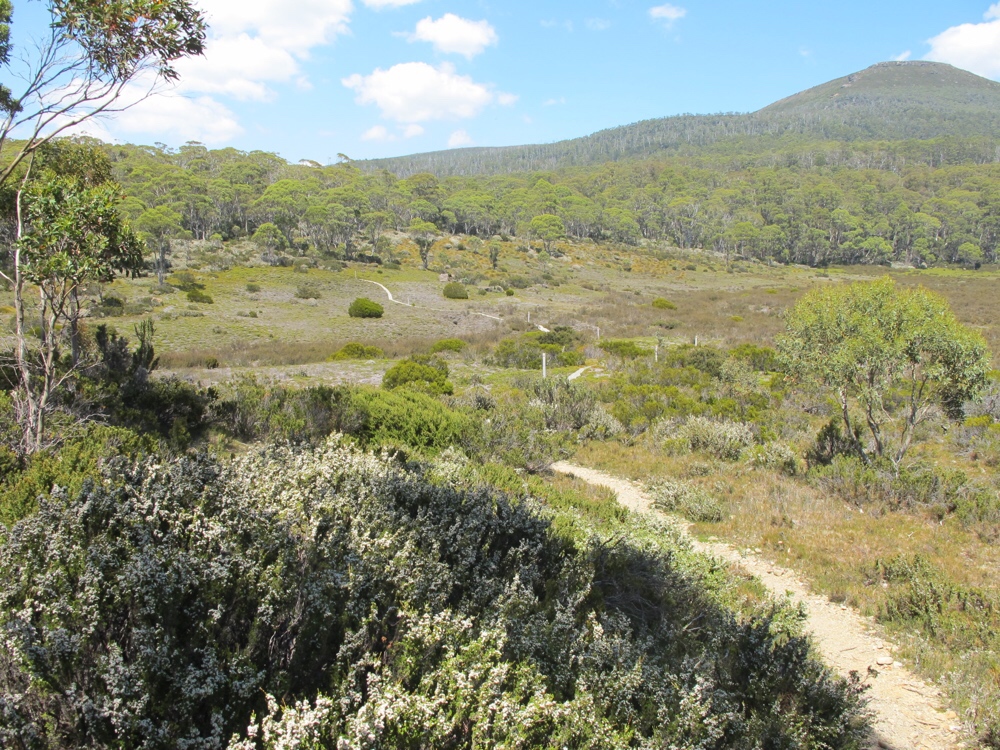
[551, 461, 963, 750]
[360, 278, 555, 328]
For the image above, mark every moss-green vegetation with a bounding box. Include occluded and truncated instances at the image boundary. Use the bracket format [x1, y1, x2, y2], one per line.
[347, 296, 383, 318]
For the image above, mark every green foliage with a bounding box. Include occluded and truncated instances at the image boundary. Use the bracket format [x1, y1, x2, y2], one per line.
[528, 213, 565, 250]
[329, 342, 383, 361]
[808, 454, 997, 519]
[429, 337, 467, 354]
[0, 425, 156, 526]
[251, 221, 286, 250]
[245, 282, 261, 293]
[442, 281, 469, 299]
[348, 388, 467, 449]
[347, 297, 383, 318]
[779, 277, 991, 466]
[651, 297, 677, 310]
[649, 478, 725, 522]
[294, 283, 322, 299]
[382, 356, 453, 396]
[0, 441, 868, 748]
[666, 416, 756, 461]
[600, 339, 652, 359]
[186, 288, 213, 304]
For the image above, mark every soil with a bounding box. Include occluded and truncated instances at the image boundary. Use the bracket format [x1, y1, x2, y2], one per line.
[551, 461, 965, 750]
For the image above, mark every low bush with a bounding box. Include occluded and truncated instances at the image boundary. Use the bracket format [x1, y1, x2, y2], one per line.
[648, 477, 725, 522]
[329, 342, 384, 361]
[666, 416, 756, 460]
[808, 455, 998, 521]
[442, 281, 469, 299]
[0, 425, 157, 526]
[651, 297, 677, 310]
[295, 283, 322, 299]
[186, 289, 214, 304]
[348, 297, 384, 318]
[382, 355, 453, 396]
[245, 282, 261, 293]
[745, 442, 800, 475]
[0, 441, 868, 749]
[429, 337, 467, 354]
[600, 339, 652, 359]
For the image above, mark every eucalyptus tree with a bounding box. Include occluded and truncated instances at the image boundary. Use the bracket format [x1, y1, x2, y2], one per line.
[0, 0, 206, 452]
[778, 277, 990, 471]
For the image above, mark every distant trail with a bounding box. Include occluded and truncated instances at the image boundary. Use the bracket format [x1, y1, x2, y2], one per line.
[551, 461, 963, 750]
[359, 278, 502, 321]
[567, 366, 590, 381]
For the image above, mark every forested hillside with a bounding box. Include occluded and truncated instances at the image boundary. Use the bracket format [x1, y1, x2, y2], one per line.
[360, 62, 1000, 177]
[108, 133, 1000, 269]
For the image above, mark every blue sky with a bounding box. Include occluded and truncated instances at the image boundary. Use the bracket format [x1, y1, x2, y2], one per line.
[7, 1, 1000, 162]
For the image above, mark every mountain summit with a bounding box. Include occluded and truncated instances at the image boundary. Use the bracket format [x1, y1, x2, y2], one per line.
[361, 61, 1000, 177]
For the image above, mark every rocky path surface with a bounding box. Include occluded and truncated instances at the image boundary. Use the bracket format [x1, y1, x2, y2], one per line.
[551, 461, 964, 750]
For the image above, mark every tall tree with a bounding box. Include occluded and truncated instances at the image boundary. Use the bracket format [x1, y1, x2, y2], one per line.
[0, 1, 205, 453]
[7, 164, 144, 452]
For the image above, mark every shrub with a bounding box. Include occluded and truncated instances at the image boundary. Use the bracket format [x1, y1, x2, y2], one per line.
[348, 297, 384, 318]
[648, 478, 725, 522]
[0, 441, 868, 749]
[651, 297, 677, 310]
[745, 442, 800, 475]
[430, 338, 467, 354]
[295, 283, 322, 299]
[186, 289, 214, 304]
[0, 426, 157, 526]
[672, 416, 755, 460]
[246, 282, 261, 293]
[600, 339, 652, 359]
[330, 342, 384, 361]
[442, 282, 469, 299]
[489, 337, 543, 369]
[382, 356, 453, 395]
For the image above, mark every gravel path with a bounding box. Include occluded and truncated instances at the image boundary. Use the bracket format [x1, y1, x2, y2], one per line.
[551, 461, 963, 750]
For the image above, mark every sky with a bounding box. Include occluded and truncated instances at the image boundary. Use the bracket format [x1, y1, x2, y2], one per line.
[6, 0, 1000, 163]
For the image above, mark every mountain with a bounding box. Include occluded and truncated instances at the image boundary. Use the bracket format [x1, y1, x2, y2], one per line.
[359, 62, 1000, 177]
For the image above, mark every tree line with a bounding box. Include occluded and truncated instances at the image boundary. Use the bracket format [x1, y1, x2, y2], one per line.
[104, 137, 1000, 267]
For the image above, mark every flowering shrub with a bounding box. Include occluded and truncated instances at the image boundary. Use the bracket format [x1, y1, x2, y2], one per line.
[0, 439, 868, 748]
[663, 416, 756, 460]
[745, 441, 801, 475]
[648, 477, 725, 523]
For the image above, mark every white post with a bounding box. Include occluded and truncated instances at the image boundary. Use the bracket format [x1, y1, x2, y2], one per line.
[542, 352, 547, 379]
[655, 343, 659, 363]
[694, 335, 699, 347]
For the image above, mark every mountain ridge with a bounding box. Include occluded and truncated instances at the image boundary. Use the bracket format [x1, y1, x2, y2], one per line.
[358, 61, 1000, 177]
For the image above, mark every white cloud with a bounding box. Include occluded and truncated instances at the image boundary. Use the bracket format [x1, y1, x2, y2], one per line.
[497, 92, 519, 106]
[364, 0, 422, 8]
[362, 125, 393, 141]
[343, 62, 499, 122]
[926, 6, 1000, 78]
[173, 34, 299, 102]
[403, 124, 425, 138]
[448, 130, 473, 148]
[893, 50, 912, 62]
[407, 14, 498, 58]
[586, 18, 611, 31]
[649, 4, 686, 26]
[543, 97, 567, 106]
[95, 0, 353, 144]
[77, 86, 243, 144]
[197, 0, 353, 49]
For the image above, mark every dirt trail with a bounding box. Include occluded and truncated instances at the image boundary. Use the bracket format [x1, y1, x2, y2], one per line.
[551, 461, 963, 750]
